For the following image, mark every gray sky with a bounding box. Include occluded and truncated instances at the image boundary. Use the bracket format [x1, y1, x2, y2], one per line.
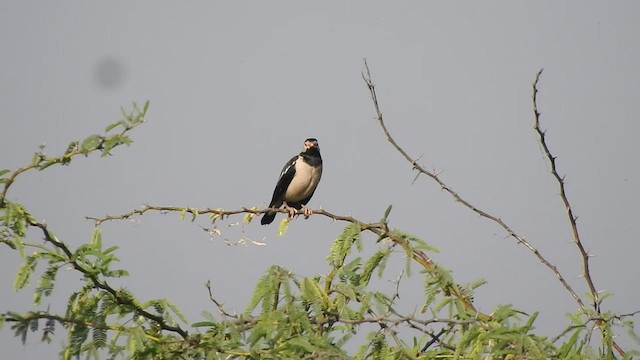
[2, 1, 639, 357]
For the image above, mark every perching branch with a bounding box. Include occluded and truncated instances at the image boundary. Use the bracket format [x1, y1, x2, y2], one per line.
[87, 205, 488, 321]
[360, 60, 585, 310]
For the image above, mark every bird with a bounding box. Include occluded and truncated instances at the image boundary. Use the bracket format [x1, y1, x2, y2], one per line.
[261, 138, 323, 225]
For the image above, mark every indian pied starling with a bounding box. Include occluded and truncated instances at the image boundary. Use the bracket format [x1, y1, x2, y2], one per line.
[261, 138, 323, 225]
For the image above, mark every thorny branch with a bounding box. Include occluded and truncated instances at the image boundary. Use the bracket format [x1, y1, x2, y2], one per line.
[361, 60, 628, 356]
[532, 70, 626, 357]
[360, 60, 585, 309]
[531, 69, 600, 312]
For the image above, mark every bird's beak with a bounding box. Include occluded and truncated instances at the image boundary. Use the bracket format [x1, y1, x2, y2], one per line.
[304, 140, 318, 149]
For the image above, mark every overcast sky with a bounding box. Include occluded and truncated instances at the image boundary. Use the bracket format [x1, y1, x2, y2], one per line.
[2, 2, 639, 357]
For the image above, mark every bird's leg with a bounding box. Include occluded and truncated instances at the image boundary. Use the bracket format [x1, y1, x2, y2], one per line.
[283, 202, 298, 219]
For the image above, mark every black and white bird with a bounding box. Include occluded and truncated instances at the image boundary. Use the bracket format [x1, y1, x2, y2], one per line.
[261, 138, 323, 225]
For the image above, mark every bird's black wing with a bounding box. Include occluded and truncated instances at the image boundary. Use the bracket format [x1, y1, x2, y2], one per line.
[261, 155, 298, 225]
[269, 155, 298, 207]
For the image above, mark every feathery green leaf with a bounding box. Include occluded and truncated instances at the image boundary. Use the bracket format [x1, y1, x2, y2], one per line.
[34, 265, 58, 305]
[278, 217, 289, 237]
[361, 249, 390, 286]
[80, 134, 102, 153]
[14, 254, 38, 291]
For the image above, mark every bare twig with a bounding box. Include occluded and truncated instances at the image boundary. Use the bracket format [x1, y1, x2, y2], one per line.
[531, 70, 600, 312]
[532, 69, 626, 357]
[360, 60, 585, 309]
[205, 280, 238, 319]
[390, 270, 404, 301]
[421, 327, 450, 352]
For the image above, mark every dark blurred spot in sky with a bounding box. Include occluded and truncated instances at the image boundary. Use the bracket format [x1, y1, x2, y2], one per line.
[93, 57, 126, 90]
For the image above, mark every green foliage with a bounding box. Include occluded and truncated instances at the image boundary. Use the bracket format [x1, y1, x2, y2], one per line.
[278, 217, 289, 236]
[327, 223, 362, 268]
[360, 248, 390, 286]
[1, 106, 637, 359]
[13, 253, 38, 290]
[242, 208, 257, 224]
[4, 202, 31, 238]
[34, 264, 58, 305]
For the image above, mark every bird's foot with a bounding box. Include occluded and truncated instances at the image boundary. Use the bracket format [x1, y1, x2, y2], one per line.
[283, 203, 313, 219]
[284, 202, 298, 219]
[301, 205, 313, 219]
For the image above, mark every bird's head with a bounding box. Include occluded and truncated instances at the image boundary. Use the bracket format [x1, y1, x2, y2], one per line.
[302, 138, 321, 158]
[304, 138, 319, 151]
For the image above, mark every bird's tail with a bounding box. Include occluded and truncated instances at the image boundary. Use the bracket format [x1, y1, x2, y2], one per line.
[261, 211, 277, 225]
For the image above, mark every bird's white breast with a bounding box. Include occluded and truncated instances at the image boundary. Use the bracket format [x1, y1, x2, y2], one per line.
[284, 157, 322, 202]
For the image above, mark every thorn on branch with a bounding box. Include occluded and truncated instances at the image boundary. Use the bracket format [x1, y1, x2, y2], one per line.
[411, 172, 421, 185]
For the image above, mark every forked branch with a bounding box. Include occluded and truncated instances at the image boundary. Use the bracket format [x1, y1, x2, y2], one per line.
[360, 60, 585, 310]
[361, 60, 628, 356]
